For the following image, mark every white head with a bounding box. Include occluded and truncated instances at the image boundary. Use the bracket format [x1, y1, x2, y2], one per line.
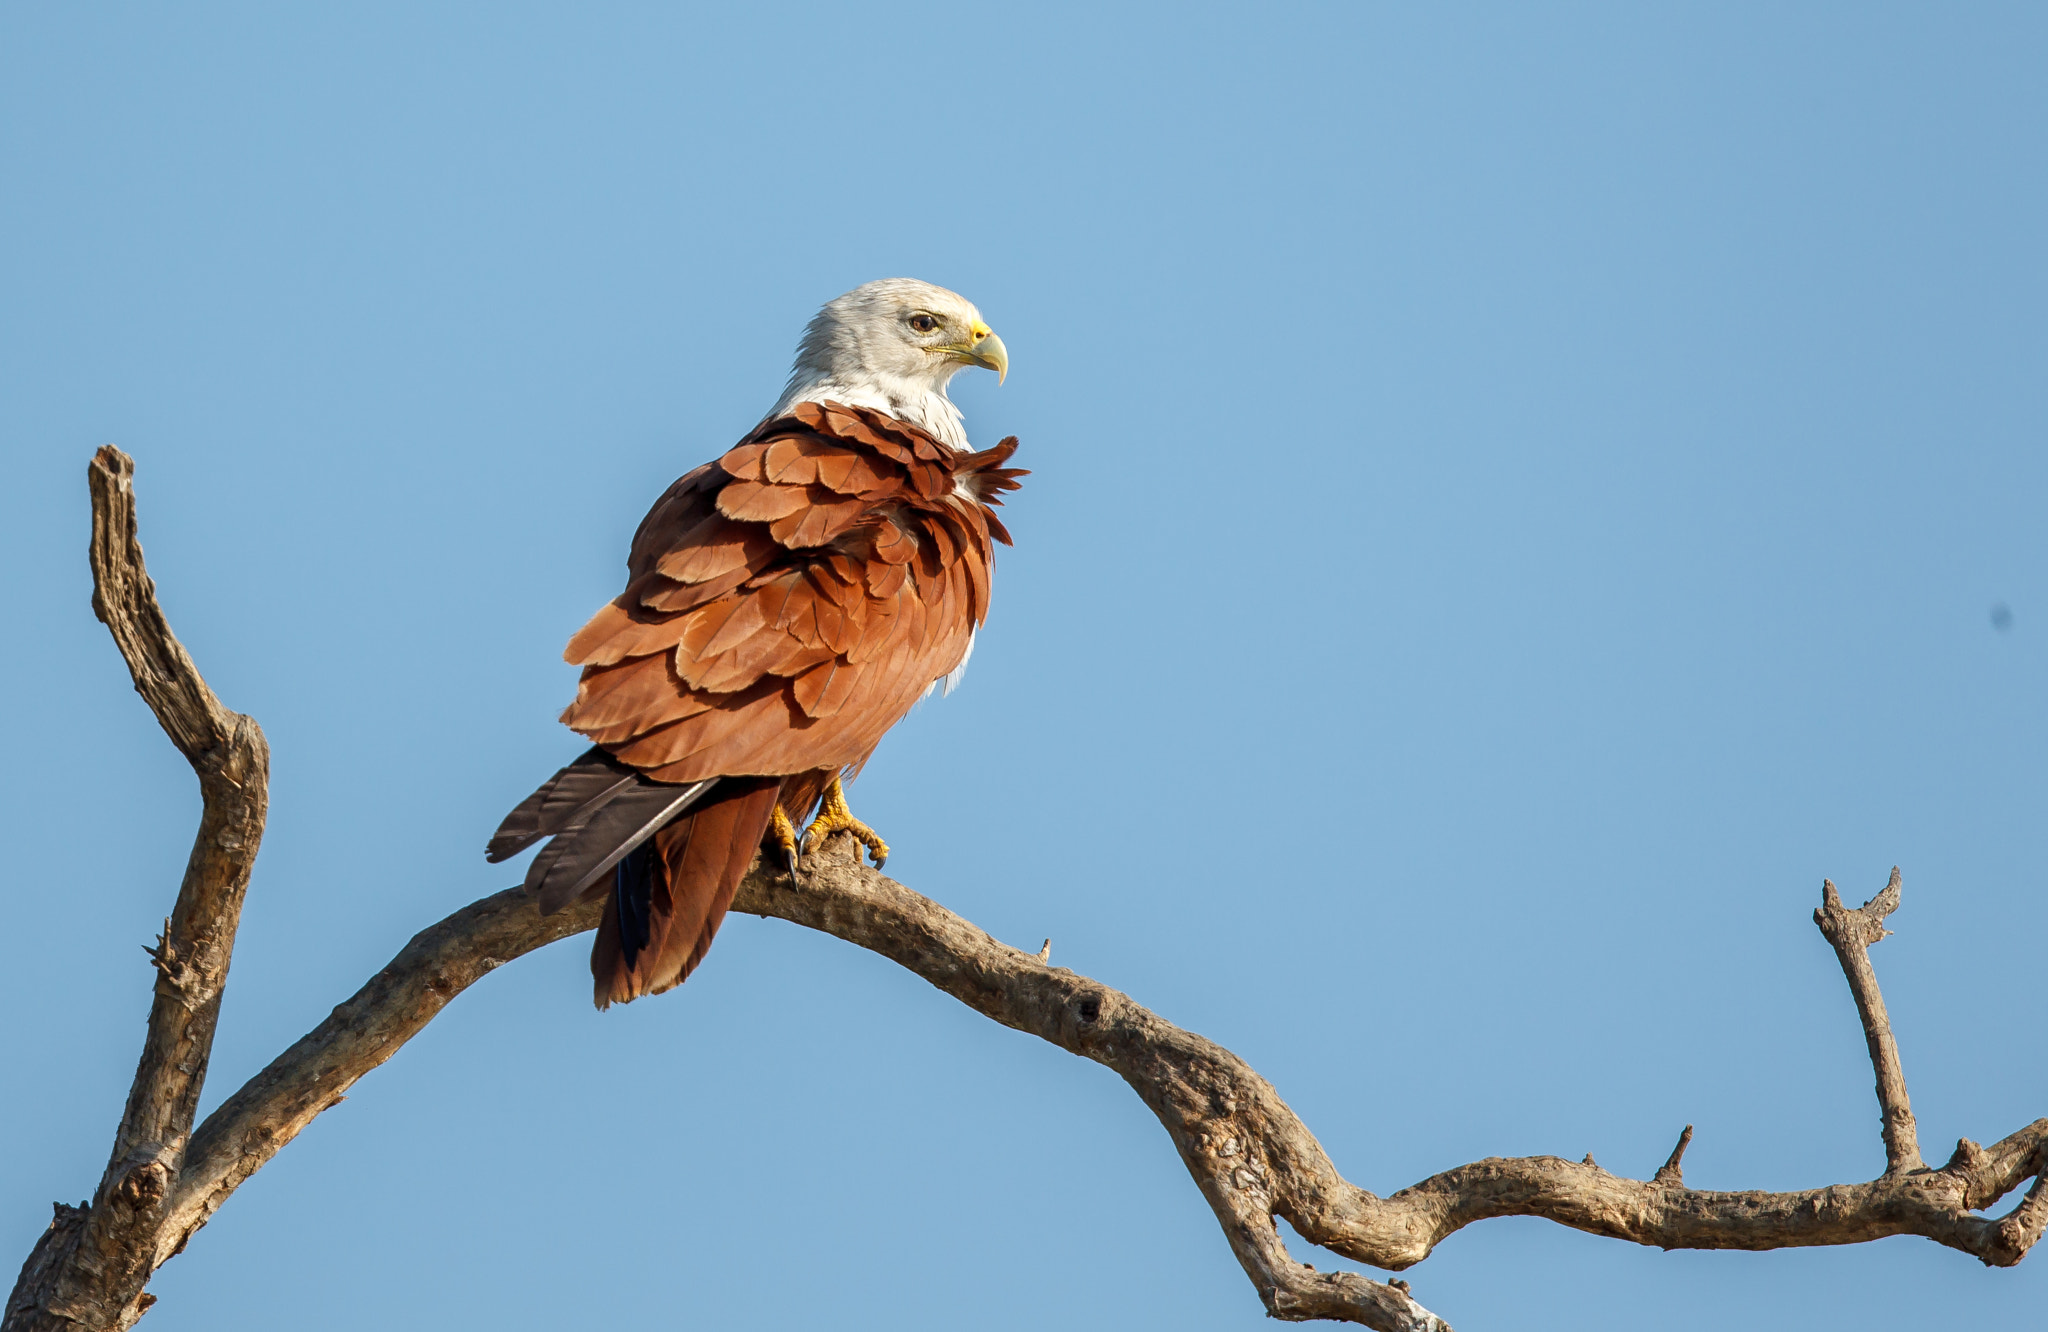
[769, 278, 1008, 449]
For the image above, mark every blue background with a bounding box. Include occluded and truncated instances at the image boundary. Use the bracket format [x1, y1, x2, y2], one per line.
[2, 5, 2042, 1328]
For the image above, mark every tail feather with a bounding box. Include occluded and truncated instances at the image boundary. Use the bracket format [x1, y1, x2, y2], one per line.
[486, 747, 638, 863]
[492, 754, 845, 1008]
[590, 775, 782, 1008]
[491, 752, 718, 914]
[612, 840, 661, 970]
[531, 777, 716, 914]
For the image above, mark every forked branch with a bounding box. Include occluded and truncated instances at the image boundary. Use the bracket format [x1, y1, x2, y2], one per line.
[9, 451, 2045, 1332]
[147, 850, 2048, 1332]
[6, 449, 269, 1332]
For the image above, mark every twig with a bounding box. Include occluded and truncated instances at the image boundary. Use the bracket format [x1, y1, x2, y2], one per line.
[1814, 869, 1921, 1174]
[1653, 1126, 1695, 1187]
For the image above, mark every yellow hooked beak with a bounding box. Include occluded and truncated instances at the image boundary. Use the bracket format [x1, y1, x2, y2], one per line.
[939, 319, 1009, 384]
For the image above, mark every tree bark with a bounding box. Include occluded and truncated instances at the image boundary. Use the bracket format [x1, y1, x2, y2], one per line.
[6, 449, 269, 1332]
[9, 449, 2044, 1332]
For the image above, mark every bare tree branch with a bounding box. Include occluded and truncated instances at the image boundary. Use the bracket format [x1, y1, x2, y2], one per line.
[1814, 868, 1921, 1174]
[152, 843, 2048, 1331]
[11, 450, 2045, 1332]
[159, 888, 604, 1264]
[6, 449, 269, 1332]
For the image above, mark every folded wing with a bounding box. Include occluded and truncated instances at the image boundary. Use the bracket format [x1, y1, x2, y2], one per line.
[558, 401, 1024, 784]
[490, 402, 1025, 1006]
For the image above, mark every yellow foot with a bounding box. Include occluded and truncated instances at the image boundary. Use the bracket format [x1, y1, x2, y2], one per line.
[802, 776, 890, 869]
[769, 805, 802, 880]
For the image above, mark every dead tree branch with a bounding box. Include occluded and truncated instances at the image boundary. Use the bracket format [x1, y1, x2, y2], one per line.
[1814, 869, 1920, 1174]
[6, 449, 269, 1332]
[10, 449, 2046, 1332]
[141, 848, 2048, 1332]
[159, 887, 604, 1265]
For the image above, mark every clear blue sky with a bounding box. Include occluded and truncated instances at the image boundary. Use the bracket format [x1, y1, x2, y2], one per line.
[2, 4, 2042, 1329]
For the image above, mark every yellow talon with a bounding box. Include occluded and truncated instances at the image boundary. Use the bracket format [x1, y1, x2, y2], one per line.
[803, 776, 890, 869]
[769, 805, 802, 879]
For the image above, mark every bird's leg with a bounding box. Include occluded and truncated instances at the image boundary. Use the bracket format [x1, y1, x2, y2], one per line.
[768, 805, 802, 882]
[802, 776, 889, 869]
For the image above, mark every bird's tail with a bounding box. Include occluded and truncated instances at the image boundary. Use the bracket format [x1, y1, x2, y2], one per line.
[588, 775, 781, 1008]
[490, 749, 785, 1007]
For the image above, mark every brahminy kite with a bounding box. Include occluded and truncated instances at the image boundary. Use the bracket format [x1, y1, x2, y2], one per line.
[487, 279, 1022, 1007]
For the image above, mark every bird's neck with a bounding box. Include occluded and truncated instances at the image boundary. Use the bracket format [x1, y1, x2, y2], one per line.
[768, 373, 970, 451]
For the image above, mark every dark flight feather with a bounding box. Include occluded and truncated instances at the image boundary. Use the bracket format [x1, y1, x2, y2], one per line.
[612, 840, 660, 970]
[504, 772, 718, 915]
[484, 746, 639, 863]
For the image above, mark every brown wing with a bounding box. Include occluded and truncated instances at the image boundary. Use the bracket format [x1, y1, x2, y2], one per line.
[559, 401, 1025, 784]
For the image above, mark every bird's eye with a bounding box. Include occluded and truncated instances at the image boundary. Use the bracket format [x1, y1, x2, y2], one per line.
[908, 313, 939, 333]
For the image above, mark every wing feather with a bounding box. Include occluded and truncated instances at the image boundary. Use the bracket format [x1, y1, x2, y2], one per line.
[717, 479, 810, 523]
[655, 524, 777, 584]
[637, 564, 753, 615]
[564, 601, 681, 669]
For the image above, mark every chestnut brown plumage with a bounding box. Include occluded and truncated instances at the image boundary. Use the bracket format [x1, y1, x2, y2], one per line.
[492, 399, 1024, 1007]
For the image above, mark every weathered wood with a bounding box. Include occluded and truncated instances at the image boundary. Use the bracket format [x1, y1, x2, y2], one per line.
[6, 449, 269, 1332]
[1814, 869, 1921, 1174]
[160, 887, 605, 1263]
[151, 841, 2048, 1331]
[9, 449, 2045, 1332]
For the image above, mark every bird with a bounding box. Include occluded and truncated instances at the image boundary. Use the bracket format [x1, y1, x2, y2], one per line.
[487, 278, 1024, 1008]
